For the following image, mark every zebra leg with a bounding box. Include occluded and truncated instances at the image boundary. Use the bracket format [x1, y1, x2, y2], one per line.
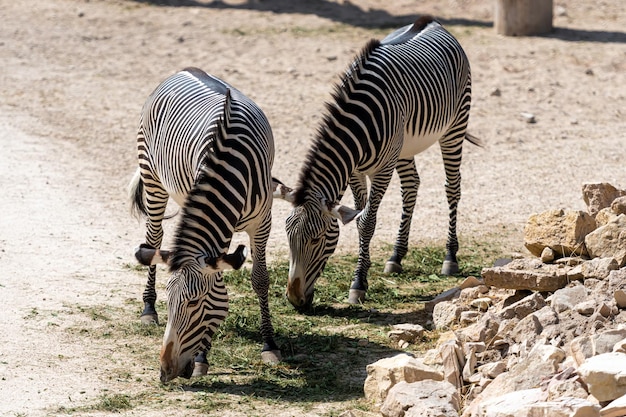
[192, 350, 209, 377]
[439, 129, 466, 276]
[140, 177, 169, 325]
[193, 273, 229, 377]
[248, 215, 281, 363]
[384, 158, 419, 274]
[348, 165, 395, 304]
[348, 172, 368, 210]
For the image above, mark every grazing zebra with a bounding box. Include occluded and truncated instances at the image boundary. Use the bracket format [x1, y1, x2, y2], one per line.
[129, 67, 281, 382]
[275, 16, 482, 308]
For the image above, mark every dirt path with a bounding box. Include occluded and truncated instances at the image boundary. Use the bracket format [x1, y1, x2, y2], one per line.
[0, 0, 624, 415]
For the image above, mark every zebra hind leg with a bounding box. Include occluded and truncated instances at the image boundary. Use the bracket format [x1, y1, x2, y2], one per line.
[141, 264, 159, 325]
[384, 158, 419, 275]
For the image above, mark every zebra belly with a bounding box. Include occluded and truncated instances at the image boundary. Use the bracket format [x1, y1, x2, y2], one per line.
[399, 130, 443, 159]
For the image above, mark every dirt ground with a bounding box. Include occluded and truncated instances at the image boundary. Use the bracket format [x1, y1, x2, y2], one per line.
[0, 0, 624, 415]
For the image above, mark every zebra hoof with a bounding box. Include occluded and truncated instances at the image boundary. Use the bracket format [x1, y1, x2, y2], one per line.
[383, 261, 403, 274]
[348, 289, 366, 304]
[261, 350, 282, 364]
[140, 313, 159, 325]
[441, 260, 459, 276]
[192, 361, 209, 377]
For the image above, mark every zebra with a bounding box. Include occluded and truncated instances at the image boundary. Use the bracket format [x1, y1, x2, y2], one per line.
[128, 67, 282, 382]
[275, 16, 482, 309]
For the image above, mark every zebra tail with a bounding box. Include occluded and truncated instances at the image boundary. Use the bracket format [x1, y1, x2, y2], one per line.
[129, 168, 148, 219]
[465, 132, 484, 147]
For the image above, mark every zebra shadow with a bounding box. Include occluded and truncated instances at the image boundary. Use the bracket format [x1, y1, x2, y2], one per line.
[181, 326, 405, 403]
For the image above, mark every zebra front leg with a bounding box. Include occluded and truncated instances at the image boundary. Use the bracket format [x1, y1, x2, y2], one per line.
[249, 224, 281, 364]
[348, 167, 394, 304]
[384, 158, 419, 274]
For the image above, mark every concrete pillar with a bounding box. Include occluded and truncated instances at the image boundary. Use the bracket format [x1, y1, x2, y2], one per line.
[495, 0, 553, 36]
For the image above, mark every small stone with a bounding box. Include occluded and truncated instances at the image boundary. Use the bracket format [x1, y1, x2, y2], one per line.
[471, 297, 492, 311]
[541, 246, 555, 262]
[520, 112, 536, 123]
[490, 88, 501, 97]
[615, 290, 626, 309]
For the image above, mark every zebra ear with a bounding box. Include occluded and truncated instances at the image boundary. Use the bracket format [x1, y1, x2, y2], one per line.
[202, 245, 248, 274]
[134, 244, 171, 266]
[324, 200, 361, 225]
[272, 178, 296, 203]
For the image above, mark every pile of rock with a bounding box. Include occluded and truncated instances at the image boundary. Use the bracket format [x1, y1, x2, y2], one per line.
[356, 183, 626, 417]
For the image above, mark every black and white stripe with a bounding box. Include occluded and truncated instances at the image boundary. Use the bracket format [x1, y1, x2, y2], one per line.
[129, 67, 280, 382]
[283, 16, 481, 308]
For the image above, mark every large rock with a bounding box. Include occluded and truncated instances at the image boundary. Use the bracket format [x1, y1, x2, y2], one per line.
[524, 209, 596, 257]
[549, 284, 588, 313]
[482, 258, 569, 292]
[469, 388, 600, 417]
[578, 352, 626, 402]
[568, 328, 626, 366]
[582, 182, 626, 218]
[463, 343, 566, 416]
[499, 291, 547, 320]
[585, 215, 626, 266]
[380, 380, 460, 417]
[601, 393, 626, 417]
[363, 353, 443, 406]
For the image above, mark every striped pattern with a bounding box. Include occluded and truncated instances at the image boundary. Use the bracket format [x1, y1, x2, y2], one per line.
[129, 67, 278, 381]
[285, 17, 479, 308]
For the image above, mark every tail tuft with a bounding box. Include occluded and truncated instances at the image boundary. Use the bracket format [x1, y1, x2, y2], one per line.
[128, 168, 147, 219]
[465, 132, 483, 147]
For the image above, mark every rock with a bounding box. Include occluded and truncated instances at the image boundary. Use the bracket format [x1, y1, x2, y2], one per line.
[541, 246, 556, 263]
[460, 310, 481, 325]
[471, 297, 492, 311]
[338, 410, 379, 417]
[380, 380, 460, 417]
[601, 393, 626, 417]
[482, 258, 570, 292]
[524, 209, 596, 257]
[363, 353, 444, 406]
[576, 300, 597, 316]
[425, 287, 461, 313]
[387, 323, 425, 345]
[460, 275, 484, 289]
[578, 352, 626, 402]
[581, 257, 620, 280]
[596, 207, 619, 226]
[499, 291, 546, 320]
[440, 340, 464, 388]
[509, 306, 560, 345]
[464, 343, 566, 416]
[432, 301, 462, 329]
[582, 183, 626, 218]
[585, 215, 626, 266]
[477, 361, 507, 379]
[549, 284, 588, 313]
[615, 290, 626, 309]
[611, 196, 626, 215]
[469, 388, 601, 417]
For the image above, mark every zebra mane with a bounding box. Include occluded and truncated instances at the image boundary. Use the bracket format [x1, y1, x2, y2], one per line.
[294, 38, 381, 206]
[169, 90, 234, 272]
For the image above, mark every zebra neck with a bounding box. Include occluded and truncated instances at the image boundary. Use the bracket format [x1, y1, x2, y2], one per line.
[296, 134, 356, 206]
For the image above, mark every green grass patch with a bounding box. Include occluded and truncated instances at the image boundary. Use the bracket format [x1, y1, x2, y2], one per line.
[62, 242, 498, 415]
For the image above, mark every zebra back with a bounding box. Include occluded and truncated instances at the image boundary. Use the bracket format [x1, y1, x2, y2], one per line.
[137, 68, 275, 272]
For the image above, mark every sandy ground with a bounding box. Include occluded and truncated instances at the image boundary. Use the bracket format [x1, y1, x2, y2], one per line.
[0, 0, 624, 415]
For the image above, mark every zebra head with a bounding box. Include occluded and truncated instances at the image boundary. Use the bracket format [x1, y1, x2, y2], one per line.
[283, 196, 360, 309]
[159, 245, 247, 383]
